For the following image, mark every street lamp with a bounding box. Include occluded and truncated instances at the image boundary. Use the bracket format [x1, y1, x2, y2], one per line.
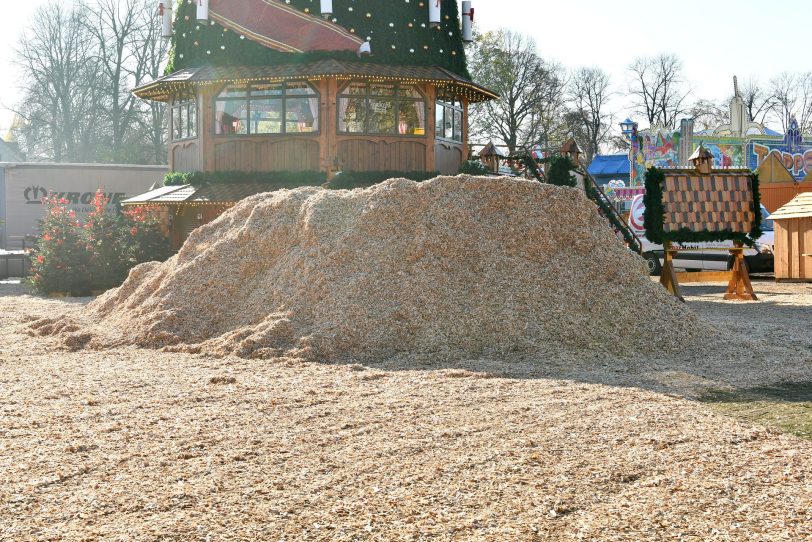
[620, 118, 637, 138]
[620, 117, 639, 187]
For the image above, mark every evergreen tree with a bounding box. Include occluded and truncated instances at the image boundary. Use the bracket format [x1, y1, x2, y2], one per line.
[168, 0, 468, 76]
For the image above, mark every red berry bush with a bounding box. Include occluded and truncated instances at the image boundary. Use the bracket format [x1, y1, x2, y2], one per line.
[28, 189, 171, 296]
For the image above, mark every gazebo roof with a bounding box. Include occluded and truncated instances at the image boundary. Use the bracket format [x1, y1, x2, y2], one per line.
[133, 59, 498, 103]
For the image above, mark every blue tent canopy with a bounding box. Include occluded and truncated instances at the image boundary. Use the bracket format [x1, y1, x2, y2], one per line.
[587, 154, 630, 183]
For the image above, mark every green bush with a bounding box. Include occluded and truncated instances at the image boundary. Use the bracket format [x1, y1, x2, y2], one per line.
[84, 190, 129, 292]
[327, 170, 440, 190]
[458, 160, 490, 175]
[544, 156, 578, 187]
[123, 206, 174, 266]
[28, 189, 172, 296]
[28, 196, 90, 296]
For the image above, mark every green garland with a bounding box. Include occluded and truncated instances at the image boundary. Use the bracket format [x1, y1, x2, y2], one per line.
[167, 0, 468, 77]
[164, 170, 328, 187]
[541, 156, 577, 188]
[163, 169, 439, 190]
[643, 166, 762, 246]
[584, 181, 642, 254]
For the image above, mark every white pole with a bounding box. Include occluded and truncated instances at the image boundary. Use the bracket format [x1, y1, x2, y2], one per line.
[321, 0, 333, 19]
[196, 0, 209, 21]
[429, 0, 441, 28]
[461, 1, 473, 42]
[160, 0, 173, 39]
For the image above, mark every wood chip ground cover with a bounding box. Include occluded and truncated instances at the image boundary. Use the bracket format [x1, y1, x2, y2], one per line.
[1, 178, 811, 540]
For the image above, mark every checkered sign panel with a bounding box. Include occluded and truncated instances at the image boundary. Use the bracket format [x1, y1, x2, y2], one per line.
[662, 174, 755, 234]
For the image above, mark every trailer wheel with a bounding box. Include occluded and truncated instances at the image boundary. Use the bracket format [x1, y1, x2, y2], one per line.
[643, 252, 662, 276]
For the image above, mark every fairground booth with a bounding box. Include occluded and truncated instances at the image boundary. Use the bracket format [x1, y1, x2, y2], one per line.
[127, 0, 496, 248]
[627, 77, 812, 213]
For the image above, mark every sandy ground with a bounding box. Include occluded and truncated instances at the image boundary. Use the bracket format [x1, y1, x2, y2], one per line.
[1, 279, 811, 541]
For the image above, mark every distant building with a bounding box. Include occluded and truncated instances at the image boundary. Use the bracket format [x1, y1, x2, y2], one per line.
[631, 76, 812, 186]
[0, 139, 25, 162]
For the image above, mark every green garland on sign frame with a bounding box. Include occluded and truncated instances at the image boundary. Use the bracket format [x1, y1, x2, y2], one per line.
[643, 166, 762, 246]
[167, 0, 468, 77]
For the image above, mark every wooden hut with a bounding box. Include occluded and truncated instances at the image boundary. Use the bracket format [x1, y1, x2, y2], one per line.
[478, 141, 506, 173]
[122, 182, 289, 250]
[770, 192, 812, 281]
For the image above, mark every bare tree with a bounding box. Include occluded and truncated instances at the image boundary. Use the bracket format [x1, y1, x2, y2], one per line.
[14, 1, 105, 161]
[467, 30, 568, 153]
[135, 2, 169, 165]
[689, 98, 729, 132]
[769, 72, 812, 134]
[739, 77, 774, 125]
[627, 53, 691, 129]
[12, 0, 168, 164]
[86, 0, 152, 161]
[566, 67, 613, 163]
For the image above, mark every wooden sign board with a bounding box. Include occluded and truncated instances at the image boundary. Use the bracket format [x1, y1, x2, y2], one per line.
[662, 172, 756, 235]
[650, 167, 759, 302]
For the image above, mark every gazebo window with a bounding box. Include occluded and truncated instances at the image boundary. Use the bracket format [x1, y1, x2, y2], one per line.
[215, 82, 320, 135]
[171, 91, 197, 141]
[435, 92, 463, 142]
[338, 82, 426, 136]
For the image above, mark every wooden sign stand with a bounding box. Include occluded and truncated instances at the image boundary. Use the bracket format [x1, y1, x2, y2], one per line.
[659, 241, 685, 302]
[724, 243, 758, 301]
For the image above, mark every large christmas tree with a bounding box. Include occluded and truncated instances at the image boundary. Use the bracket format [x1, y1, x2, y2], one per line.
[168, 0, 469, 77]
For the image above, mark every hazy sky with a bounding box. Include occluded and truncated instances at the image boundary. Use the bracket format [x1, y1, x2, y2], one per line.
[0, 0, 809, 136]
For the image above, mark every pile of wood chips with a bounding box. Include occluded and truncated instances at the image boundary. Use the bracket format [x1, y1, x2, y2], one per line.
[31, 176, 715, 361]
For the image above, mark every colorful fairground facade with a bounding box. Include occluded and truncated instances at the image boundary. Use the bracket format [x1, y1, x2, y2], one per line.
[628, 77, 812, 212]
[134, 0, 494, 176]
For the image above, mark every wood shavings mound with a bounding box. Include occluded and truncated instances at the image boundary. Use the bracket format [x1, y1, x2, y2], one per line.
[45, 176, 715, 361]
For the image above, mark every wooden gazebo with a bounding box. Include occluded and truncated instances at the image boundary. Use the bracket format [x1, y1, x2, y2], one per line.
[134, 0, 495, 177]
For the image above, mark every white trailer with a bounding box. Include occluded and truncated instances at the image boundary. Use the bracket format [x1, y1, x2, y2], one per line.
[0, 162, 167, 249]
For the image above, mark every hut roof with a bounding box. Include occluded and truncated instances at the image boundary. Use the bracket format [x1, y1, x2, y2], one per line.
[770, 192, 812, 220]
[561, 138, 584, 155]
[133, 60, 498, 103]
[479, 141, 507, 158]
[688, 143, 714, 162]
[756, 153, 795, 184]
[122, 182, 286, 206]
